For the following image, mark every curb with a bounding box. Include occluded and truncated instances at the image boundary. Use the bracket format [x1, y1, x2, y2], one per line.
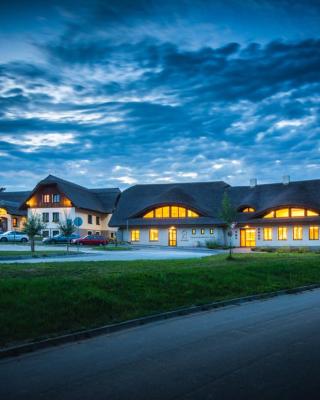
[1, 283, 320, 360]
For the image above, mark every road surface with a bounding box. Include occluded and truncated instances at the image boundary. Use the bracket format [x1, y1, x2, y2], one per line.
[1, 288, 320, 399]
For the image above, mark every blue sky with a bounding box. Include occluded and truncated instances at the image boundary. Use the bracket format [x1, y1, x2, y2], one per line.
[0, 0, 320, 190]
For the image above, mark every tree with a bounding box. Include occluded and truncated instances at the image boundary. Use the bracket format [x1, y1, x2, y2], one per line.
[58, 217, 76, 252]
[219, 192, 238, 260]
[23, 214, 46, 253]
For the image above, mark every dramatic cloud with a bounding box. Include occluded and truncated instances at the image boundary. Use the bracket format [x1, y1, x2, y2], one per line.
[0, 0, 320, 189]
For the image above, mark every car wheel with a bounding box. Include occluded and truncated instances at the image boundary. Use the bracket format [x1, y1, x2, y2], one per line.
[0, 237, 8, 242]
[21, 238, 28, 243]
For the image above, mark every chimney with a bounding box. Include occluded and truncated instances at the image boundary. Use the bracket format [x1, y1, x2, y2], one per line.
[250, 178, 257, 188]
[282, 175, 290, 185]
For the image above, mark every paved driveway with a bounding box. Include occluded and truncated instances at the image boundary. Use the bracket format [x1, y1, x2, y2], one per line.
[1, 288, 320, 399]
[0, 246, 219, 263]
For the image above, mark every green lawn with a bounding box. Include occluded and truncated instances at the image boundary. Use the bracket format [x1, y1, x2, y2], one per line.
[1, 253, 320, 347]
[0, 250, 75, 258]
[91, 245, 132, 251]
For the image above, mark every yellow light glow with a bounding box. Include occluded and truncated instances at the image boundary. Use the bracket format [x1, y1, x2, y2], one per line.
[242, 207, 255, 212]
[275, 208, 289, 218]
[143, 206, 199, 219]
[307, 210, 319, 216]
[264, 208, 320, 219]
[149, 229, 159, 241]
[0, 208, 7, 215]
[293, 226, 303, 240]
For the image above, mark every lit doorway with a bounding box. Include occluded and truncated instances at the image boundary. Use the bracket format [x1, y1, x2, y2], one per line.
[240, 228, 256, 247]
[168, 227, 177, 246]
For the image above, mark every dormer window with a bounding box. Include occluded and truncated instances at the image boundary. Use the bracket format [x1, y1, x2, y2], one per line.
[42, 194, 50, 203]
[263, 208, 319, 218]
[143, 206, 199, 219]
[241, 207, 255, 213]
[53, 194, 60, 203]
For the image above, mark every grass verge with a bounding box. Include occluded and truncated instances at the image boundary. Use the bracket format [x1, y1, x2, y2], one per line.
[1, 253, 320, 347]
[0, 251, 76, 259]
[91, 245, 132, 251]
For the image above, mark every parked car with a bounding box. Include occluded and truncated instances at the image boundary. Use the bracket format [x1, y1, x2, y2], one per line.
[72, 235, 108, 246]
[0, 231, 29, 242]
[42, 233, 80, 244]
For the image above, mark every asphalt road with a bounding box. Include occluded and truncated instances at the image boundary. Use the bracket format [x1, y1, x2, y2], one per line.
[2, 289, 320, 399]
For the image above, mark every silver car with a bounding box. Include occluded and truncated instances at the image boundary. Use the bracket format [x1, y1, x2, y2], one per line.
[0, 231, 29, 242]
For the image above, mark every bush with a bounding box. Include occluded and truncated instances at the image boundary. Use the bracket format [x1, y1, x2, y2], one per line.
[205, 240, 227, 249]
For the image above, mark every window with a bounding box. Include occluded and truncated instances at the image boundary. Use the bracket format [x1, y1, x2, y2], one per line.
[88, 231, 92, 235]
[201, 228, 205, 235]
[210, 228, 214, 235]
[293, 226, 303, 240]
[88, 215, 92, 224]
[241, 207, 255, 212]
[192, 229, 196, 235]
[95, 231, 100, 235]
[12, 217, 18, 227]
[291, 208, 305, 217]
[52, 194, 60, 203]
[278, 227, 287, 240]
[42, 230, 49, 238]
[42, 212, 49, 223]
[307, 210, 319, 216]
[96, 216, 100, 225]
[131, 230, 140, 241]
[264, 208, 319, 219]
[52, 212, 59, 223]
[275, 208, 289, 218]
[143, 206, 199, 219]
[149, 229, 159, 241]
[263, 227, 272, 241]
[52, 230, 59, 237]
[309, 226, 319, 240]
[110, 232, 115, 239]
[42, 194, 50, 203]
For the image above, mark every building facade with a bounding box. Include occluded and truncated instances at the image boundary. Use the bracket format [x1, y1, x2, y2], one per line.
[0, 190, 29, 232]
[21, 175, 120, 238]
[110, 178, 320, 248]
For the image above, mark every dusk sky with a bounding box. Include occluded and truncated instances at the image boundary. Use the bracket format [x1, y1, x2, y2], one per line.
[0, 0, 320, 190]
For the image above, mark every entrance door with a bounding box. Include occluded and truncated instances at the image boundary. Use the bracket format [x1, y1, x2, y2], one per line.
[168, 228, 177, 246]
[240, 229, 256, 247]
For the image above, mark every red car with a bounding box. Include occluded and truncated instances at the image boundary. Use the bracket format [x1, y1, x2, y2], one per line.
[72, 235, 108, 246]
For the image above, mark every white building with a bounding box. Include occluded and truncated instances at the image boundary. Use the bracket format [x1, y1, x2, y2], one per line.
[21, 175, 120, 238]
[109, 178, 320, 248]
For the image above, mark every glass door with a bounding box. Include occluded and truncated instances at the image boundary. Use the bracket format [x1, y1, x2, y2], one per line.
[168, 228, 177, 246]
[240, 229, 256, 247]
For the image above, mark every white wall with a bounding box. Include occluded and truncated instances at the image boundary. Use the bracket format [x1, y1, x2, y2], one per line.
[121, 226, 225, 247]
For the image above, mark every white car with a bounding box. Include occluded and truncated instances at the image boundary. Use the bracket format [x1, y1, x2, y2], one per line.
[0, 231, 29, 242]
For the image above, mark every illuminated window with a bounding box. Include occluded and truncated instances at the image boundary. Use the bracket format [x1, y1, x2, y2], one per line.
[149, 229, 159, 241]
[143, 206, 199, 219]
[201, 228, 205, 235]
[293, 226, 303, 240]
[278, 227, 287, 240]
[171, 206, 179, 218]
[144, 210, 154, 218]
[42, 194, 50, 203]
[307, 210, 319, 216]
[192, 229, 196, 235]
[210, 228, 214, 235]
[131, 230, 140, 241]
[275, 209, 289, 218]
[264, 211, 275, 218]
[242, 207, 255, 212]
[263, 227, 272, 241]
[309, 226, 319, 240]
[12, 217, 18, 228]
[291, 208, 305, 217]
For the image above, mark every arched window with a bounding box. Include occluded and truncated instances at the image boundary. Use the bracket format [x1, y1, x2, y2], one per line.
[241, 207, 255, 213]
[263, 208, 319, 219]
[143, 206, 199, 219]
